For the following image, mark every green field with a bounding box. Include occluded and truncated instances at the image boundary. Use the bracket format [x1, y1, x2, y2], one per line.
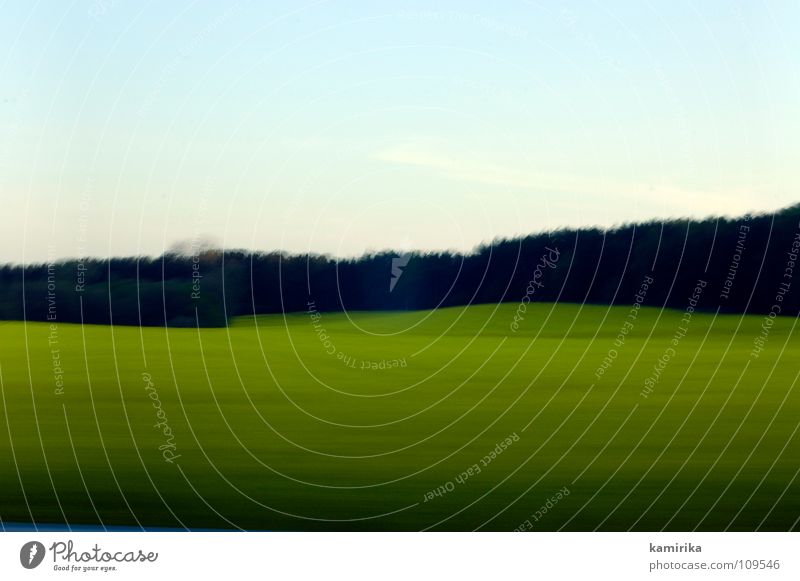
[0, 302, 798, 531]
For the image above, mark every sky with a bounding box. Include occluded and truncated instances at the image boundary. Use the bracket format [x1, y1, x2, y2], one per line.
[0, 0, 798, 263]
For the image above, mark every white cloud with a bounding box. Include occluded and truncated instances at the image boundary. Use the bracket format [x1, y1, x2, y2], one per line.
[374, 144, 782, 223]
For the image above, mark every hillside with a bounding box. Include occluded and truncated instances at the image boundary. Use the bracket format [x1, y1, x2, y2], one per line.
[0, 303, 797, 530]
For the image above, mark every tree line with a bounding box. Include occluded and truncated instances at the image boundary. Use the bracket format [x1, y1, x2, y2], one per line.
[1, 204, 798, 327]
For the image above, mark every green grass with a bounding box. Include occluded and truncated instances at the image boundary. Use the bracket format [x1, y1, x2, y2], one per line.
[0, 302, 798, 531]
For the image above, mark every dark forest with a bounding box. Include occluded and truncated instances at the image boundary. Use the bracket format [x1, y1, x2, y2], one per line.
[2, 204, 798, 327]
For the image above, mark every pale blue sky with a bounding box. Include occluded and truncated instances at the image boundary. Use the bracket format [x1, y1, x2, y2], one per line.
[1, 0, 798, 262]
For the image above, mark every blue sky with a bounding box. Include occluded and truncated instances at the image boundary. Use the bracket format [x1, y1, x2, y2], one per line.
[1, 0, 798, 262]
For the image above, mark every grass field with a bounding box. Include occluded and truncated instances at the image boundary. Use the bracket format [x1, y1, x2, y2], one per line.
[0, 302, 798, 531]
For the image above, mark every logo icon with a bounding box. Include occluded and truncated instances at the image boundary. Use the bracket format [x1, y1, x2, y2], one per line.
[390, 252, 412, 292]
[20, 541, 46, 569]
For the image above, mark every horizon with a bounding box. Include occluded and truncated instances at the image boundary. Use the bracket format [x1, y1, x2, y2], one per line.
[2, 200, 796, 266]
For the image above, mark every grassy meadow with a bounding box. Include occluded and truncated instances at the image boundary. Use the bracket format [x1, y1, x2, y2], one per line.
[0, 302, 798, 531]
